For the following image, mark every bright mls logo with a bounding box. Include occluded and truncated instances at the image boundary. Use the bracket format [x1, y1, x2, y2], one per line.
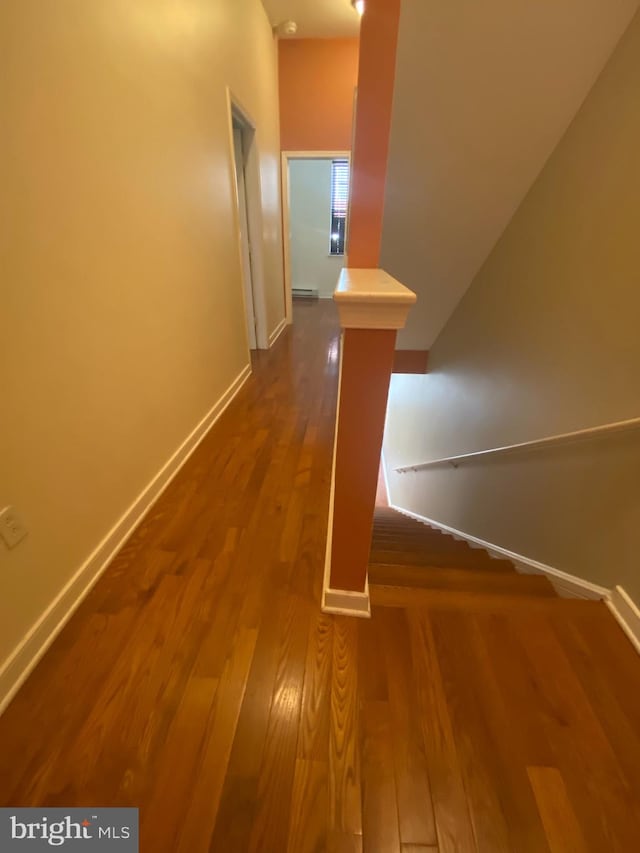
[0, 809, 138, 851]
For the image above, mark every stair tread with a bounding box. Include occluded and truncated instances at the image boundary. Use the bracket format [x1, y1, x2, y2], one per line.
[368, 559, 516, 575]
[370, 584, 595, 611]
[372, 527, 471, 540]
[373, 522, 447, 534]
[369, 549, 514, 571]
[371, 543, 474, 556]
[373, 512, 433, 523]
[369, 507, 517, 578]
[368, 564, 554, 595]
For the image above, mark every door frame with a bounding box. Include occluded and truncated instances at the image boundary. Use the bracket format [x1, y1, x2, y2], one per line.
[226, 89, 269, 350]
[232, 125, 257, 349]
[281, 150, 351, 325]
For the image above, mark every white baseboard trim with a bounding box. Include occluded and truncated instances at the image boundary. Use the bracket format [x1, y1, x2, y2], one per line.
[268, 317, 287, 348]
[322, 583, 371, 618]
[0, 364, 252, 718]
[606, 586, 640, 654]
[388, 504, 610, 601]
[321, 334, 371, 620]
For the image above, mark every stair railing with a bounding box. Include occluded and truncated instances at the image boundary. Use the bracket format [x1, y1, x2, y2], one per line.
[395, 416, 640, 473]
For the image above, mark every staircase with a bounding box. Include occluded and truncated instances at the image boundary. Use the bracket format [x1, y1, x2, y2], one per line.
[368, 506, 557, 605]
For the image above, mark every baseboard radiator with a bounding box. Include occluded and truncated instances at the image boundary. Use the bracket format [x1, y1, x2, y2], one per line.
[292, 287, 319, 299]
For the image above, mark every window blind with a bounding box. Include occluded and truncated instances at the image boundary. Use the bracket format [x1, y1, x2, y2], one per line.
[330, 159, 350, 255]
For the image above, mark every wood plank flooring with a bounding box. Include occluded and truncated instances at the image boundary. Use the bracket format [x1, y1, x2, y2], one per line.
[1, 300, 639, 851]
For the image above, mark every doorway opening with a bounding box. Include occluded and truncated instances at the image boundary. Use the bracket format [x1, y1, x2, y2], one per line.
[281, 151, 351, 324]
[228, 93, 268, 350]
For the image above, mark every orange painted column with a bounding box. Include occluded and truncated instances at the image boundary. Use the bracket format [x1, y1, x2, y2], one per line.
[330, 325, 397, 591]
[323, 0, 407, 614]
[347, 0, 402, 267]
[325, 271, 415, 614]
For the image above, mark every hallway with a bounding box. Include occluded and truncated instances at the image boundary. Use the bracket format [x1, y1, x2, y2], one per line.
[0, 301, 639, 852]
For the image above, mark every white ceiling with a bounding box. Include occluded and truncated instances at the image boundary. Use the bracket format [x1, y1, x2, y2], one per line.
[380, 0, 640, 349]
[261, 0, 361, 38]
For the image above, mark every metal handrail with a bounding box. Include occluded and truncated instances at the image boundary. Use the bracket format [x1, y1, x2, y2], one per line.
[395, 416, 640, 473]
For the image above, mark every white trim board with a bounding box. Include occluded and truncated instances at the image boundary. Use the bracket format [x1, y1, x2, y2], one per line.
[0, 364, 252, 717]
[268, 317, 287, 348]
[388, 503, 610, 601]
[380, 448, 392, 506]
[321, 332, 371, 619]
[607, 586, 640, 655]
[323, 583, 371, 618]
[227, 88, 269, 350]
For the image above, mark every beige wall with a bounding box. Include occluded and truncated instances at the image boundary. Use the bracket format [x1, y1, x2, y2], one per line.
[380, 0, 639, 350]
[0, 1, 283, 675]
[385, 10, 640, 600]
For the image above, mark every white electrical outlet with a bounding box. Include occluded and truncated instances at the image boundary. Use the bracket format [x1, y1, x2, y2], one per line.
[0, 506, 28, 549]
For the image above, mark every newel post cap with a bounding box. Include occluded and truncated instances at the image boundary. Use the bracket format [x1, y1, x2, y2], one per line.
[333, 268, 417, 330]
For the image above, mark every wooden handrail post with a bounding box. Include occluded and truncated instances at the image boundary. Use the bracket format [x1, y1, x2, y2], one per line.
[322, 268, 416, 616]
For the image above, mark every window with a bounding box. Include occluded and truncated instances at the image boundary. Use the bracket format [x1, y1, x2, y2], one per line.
[329, 159, 350, 255]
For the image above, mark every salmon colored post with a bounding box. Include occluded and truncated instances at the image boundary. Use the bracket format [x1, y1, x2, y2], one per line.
[330, 327, 397, 591]
[325, 0, 407, 606]
[347, 0, 402, 268]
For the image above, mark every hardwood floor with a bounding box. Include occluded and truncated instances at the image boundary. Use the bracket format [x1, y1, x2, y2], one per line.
[1, 300, 639, 851]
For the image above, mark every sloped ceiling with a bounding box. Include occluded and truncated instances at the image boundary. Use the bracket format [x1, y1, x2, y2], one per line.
[261, 0, 360, 37]
[381, 0, 639, 349]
